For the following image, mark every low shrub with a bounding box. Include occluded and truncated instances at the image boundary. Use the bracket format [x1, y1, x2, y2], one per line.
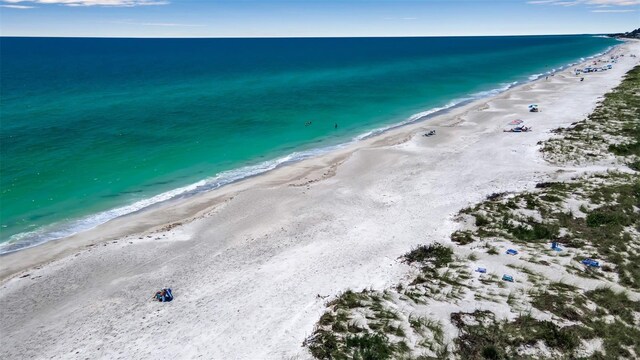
[404, 243, 453, 268]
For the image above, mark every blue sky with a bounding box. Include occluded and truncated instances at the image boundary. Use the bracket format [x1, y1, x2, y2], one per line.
[1, 0, 638, 37]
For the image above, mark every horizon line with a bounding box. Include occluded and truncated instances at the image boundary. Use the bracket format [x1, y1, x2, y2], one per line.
[0, 32, 611, 39]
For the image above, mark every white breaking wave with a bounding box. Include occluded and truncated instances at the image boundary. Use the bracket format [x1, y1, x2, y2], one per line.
[529, 73, 545, 81]
[471, 81, 518, 98]
[352, 100, 464, 142]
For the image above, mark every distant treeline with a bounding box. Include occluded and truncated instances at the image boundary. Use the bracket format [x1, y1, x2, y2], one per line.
[608, 28, 640, 39]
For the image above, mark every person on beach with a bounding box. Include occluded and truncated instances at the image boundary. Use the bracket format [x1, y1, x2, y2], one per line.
[154, 288, 174, 302]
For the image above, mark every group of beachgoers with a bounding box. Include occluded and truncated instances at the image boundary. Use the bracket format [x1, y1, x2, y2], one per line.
[575, 55, 621, 79]
[505, 53, 622, 134]
[503, 104, 538, 133]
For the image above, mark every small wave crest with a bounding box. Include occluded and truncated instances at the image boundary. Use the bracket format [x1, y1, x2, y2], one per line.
[351, 81, 521, 142]
[529, 73, 544, 81]
[471, 81, 518, 98]
[352, 100, 464, 141]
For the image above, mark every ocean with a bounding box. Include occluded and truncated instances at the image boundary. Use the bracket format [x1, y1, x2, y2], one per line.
[0, 35, 619, 253]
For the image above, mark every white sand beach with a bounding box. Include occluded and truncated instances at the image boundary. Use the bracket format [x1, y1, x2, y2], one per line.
[1, 40, 639, 359]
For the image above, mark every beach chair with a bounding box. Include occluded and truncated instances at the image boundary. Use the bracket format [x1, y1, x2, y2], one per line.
[506, 249, 518, 255]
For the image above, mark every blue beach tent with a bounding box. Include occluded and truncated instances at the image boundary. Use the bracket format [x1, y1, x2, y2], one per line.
[476, 267, 487, 273]
[506, 249, 519, 255]
[502, 274, 514, 282]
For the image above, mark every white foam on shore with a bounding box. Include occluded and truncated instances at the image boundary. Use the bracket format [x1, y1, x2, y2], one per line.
[0, 44, 622, 255]
[352, 99, 464, 141]
[529, 73, 545, 81]
[472, 81, 518, 98]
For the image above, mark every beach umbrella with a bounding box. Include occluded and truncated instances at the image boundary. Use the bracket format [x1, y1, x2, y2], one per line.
[508, 119, 523, 125]
[528, 104, 538, 109]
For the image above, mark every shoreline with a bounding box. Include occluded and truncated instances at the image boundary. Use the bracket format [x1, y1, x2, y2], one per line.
[1, 39, 638, 359]
[0, 41, 620, 260]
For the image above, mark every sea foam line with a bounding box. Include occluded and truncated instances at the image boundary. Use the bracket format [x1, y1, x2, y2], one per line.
[0, 44, 621, 255]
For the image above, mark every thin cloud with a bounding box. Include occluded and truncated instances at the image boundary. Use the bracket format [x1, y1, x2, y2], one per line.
[2, 0, 168, 6]
[108, 20, 206, 27]
[527, 0, 580, 5]
[137, 22, 205, 27]
[528, 0, 640, 5]
[383, 17, 418, 20]
[587, 0, 640, 4]
[0, 4, 34, 7]
[591, 8, 636, 11]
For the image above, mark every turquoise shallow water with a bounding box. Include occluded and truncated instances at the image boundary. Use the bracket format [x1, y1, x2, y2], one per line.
[0, 35, 618, 252]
